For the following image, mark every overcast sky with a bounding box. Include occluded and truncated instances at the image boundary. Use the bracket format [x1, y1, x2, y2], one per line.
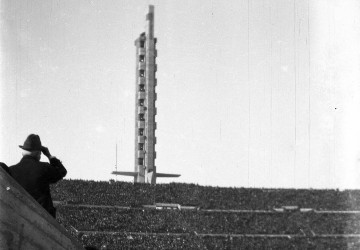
[1, 0, 360, 189]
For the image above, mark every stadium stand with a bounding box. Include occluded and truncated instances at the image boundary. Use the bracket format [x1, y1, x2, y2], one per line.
[57, 206, 360, 235]
[48, 179, 360, 249]
[52, 179, 360, 210]
[0, 166, 84, 250]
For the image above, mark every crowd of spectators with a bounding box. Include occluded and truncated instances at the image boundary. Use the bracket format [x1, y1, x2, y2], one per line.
[57, 206, 360, 235]
[52, 179, 360, 249]
[51, 180, 155, 207]
[229, 237, 358, 250]
[79, 233, 207, 250]
[58, 206, 193, 234]
[52, 179, 360, 210]
[62, 230, 359, 250]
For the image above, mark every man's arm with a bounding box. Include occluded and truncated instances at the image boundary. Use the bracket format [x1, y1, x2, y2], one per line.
[42, 146, 67, 183]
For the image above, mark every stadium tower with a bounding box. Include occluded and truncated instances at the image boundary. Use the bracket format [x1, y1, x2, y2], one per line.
[112, 5, 180, 184]
[134, 5, 157, 183]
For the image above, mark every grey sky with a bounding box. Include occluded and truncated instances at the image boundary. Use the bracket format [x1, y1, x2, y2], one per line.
[1, 0, 360, 188]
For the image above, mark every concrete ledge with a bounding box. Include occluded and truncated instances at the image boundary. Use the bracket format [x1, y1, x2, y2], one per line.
[0, 167, 84, 250]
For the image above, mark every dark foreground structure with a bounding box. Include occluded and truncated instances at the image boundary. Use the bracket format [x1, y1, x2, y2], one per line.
[3, 167, 360, 249]
[0, 166, 84, 249]
[52, 179, 360, 249]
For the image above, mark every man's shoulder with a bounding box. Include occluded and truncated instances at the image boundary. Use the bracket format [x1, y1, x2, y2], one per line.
[10, 159, 49, 170]
[9, 161, 23, 170]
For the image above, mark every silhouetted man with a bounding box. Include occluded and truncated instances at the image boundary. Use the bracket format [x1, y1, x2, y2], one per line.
[10, 134, 67, 218]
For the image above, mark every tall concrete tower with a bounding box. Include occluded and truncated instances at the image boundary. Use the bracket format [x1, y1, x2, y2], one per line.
[112, 5, 180, 184]
[134, 5, 157, 184]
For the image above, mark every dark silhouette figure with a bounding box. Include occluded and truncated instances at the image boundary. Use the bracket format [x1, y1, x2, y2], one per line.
[9, 134, 67, 218]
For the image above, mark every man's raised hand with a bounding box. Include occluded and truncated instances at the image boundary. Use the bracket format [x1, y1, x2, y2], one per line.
[41, 146, 52, 158]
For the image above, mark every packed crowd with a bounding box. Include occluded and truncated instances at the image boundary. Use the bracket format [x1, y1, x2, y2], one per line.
[58, 206, 193, 233]
[52, 179, 360, 210]
[79, 233, 207, 250]
[57, 206, 360, 235]
[229, 237, 359, 250]
[79, 233, 356, 250]
[52, 179, 360, 249]
[68, 231, 359, 250]
[51, 180, 155, 207]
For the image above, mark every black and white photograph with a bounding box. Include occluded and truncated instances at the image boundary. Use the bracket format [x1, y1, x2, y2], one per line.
[1, 0, 360, 249]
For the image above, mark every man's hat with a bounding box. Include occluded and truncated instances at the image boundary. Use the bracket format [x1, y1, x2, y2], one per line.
[19, 134, 42, 151]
